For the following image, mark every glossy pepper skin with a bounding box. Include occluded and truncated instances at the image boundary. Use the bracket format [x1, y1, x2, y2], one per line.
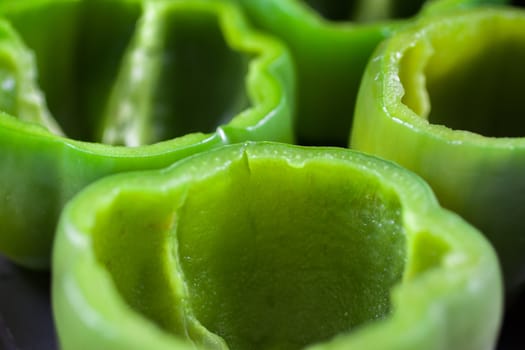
[351, 8, 525, 292]
[53, 142, 502, 350]
[0, 0, 295, 269]
[233, 0, 507, 146]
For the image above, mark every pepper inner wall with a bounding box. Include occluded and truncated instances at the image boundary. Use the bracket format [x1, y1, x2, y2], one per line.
[399, 15, 525, 137]
[148, 10, 250, 144]
[2, 2, 251, 146]
[0, 1, 142, 141]
[90, 155, 409, 350]
[176, 158, 407, 349]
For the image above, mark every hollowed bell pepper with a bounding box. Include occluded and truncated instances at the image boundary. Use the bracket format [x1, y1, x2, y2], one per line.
[0, 0, 295, 268]
[234, 0, 507, 146]
[351, 8, 525, 292]
[53, 141, 502, 350]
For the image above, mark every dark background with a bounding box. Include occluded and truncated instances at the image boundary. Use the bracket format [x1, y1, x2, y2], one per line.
[0, 255, 524, 350]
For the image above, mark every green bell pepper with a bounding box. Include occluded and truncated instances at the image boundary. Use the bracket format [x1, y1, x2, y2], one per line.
[53, 141, 502, 350]
[234, 0, 507, 146]
[0, 0, 295, 268]
[351, 7, 525, 292]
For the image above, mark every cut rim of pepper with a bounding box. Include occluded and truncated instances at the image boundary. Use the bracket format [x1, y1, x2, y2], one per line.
[0, 0, 295, 268]
[351, 7, 525, 292]
[53, 142, 502, 350]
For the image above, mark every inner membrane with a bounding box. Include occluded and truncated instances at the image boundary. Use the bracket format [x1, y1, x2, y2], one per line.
[399, 16, 525, 137]
[146, 10, 250, 145]
[178, 158, 406, 349]
[302, 0, 426, 22]
[0, 59, 18, 117]
[1, 1, 141, 141]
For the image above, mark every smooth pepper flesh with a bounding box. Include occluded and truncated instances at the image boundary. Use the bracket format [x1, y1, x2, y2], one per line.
[233, 0, 507, 146]
[0, 0, 295, 268]
[53, 142, 502, 350]
[351, 8, 525, 292]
